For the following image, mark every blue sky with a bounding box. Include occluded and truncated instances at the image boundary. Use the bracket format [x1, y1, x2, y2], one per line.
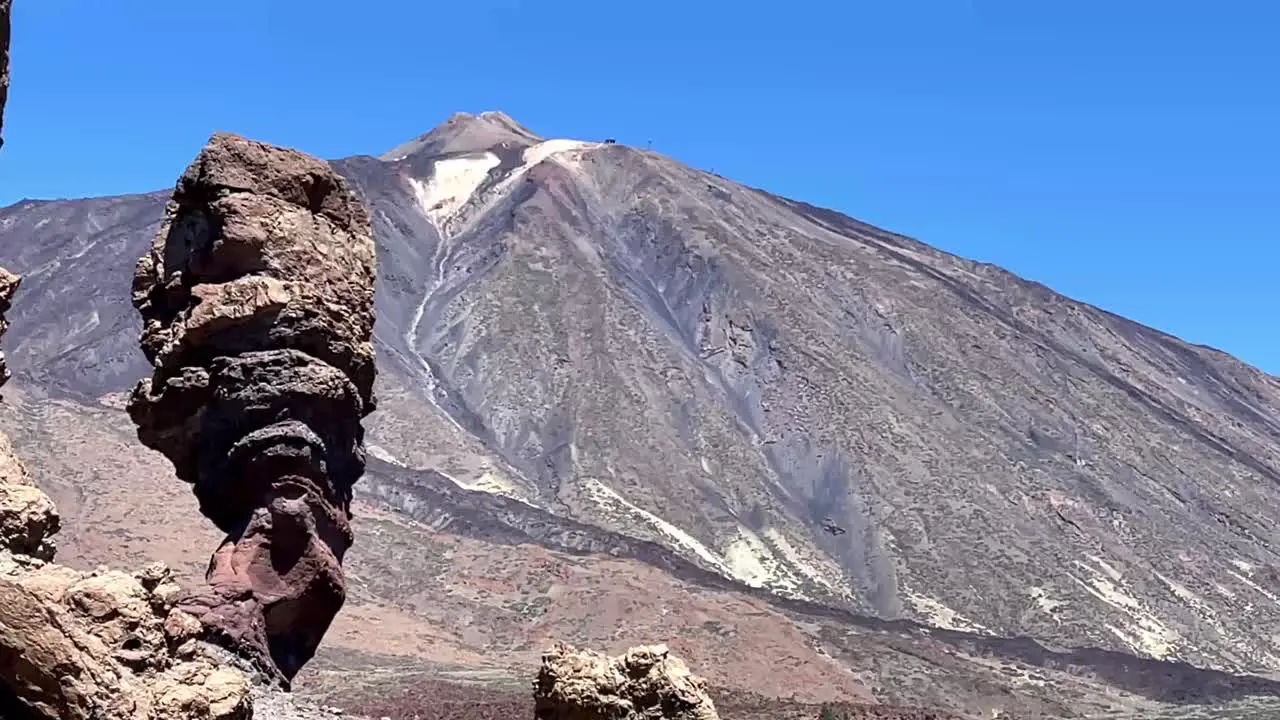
[2, 1, 1277, 372]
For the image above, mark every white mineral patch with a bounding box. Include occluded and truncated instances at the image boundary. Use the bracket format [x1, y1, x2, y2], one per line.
[723, 531, 777, 588]
[904, 590, 988, 633]
[1028, 586, 1065, 620]
[763, 527, 844, 594]
[366, 444, 405, 467]
[409, 152, 501, 229]
[1231, 559, 1256, 574]
[582, 478, 728, 573]
[1070, 559, 1179, 658]
[438, 467, 533, 506]
[521, 138, 594, 168]
[482, 139, 600, 202]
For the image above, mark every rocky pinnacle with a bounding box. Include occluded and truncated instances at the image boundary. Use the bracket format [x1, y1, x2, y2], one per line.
[127, 132, 376, 684]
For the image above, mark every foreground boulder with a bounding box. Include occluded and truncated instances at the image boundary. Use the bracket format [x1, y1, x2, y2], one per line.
[0, 560, 252, 719]
[534, 644, 720, 720]
[0, 279, 251, 717]
[128, 131, 377, 684]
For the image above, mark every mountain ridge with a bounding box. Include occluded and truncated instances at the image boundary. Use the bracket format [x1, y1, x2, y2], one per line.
[7, 111, 1264, 372]
[2, 113, 1280, 717]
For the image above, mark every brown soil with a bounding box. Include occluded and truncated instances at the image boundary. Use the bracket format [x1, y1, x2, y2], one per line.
[336, 678, 956, 720]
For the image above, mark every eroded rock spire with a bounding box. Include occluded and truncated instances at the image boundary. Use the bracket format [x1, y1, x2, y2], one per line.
[128, 132, 376, 683]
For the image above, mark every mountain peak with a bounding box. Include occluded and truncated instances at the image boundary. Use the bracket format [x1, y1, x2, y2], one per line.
[380, 111, 542, 161]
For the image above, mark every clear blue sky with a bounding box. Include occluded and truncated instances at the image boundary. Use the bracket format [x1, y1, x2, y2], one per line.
[2, 2, 1277, 372]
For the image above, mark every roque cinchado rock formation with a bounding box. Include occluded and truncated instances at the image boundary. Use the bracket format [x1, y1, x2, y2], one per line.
[534, 644, 720, 720]
[127, 131, 377, 684]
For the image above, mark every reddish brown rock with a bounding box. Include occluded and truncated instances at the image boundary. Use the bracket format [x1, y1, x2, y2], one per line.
[128, 132, 376, 684]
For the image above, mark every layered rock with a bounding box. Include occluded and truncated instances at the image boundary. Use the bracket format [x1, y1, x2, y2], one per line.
[534, 644, 721, 720]
[128, 132, 376, 684]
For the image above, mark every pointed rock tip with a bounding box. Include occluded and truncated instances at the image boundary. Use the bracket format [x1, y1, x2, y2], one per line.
[379, 110, 543, 161]
[477, 110, 538, 137]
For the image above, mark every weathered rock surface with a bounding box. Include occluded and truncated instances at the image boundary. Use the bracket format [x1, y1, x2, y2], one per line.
[0, 268, 17, 391]
[534, 644, 720, 720]
[0, 269, 23, 494]
[0, 559, 253, 720]
[0, 0, 9, 149]
[128, 131, 377, 683]
[0, 268, 251, 718]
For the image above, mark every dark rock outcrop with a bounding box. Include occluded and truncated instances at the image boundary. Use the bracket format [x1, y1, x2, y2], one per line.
[0, 268, 17, 394]
[127, 132, 377, 684]
[534, 644, 720, 720]
[0, 0, 9, 149]
[0, 0, 11, 382]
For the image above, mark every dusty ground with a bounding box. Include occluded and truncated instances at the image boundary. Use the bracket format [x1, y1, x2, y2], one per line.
[328, 677, 957, 720]
[7, 387, 1280, 718]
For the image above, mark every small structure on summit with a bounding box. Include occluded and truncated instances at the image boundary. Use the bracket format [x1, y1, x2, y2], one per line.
[128, 131, 377, 684]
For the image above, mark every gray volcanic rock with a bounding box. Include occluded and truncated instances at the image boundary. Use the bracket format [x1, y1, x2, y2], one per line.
[128, 132, 377, 683]
[2, 111, 1280, 698]
[380, 110, 540, 161]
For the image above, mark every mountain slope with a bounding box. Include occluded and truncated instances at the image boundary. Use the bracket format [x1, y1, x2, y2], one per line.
[2, 112, 1280, 704]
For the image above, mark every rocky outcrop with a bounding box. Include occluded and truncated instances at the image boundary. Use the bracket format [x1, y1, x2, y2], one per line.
[0, 265, 251, 718]
[0, 559, 253, 720]
[0, 268, 17, 392]
[128, 132, 377, 684]
[533, 644, 720, 720]
[1, 0, 9, 149]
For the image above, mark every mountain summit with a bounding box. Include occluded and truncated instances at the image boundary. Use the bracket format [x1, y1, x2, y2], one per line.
[379, 110, 543, 161]
[2, 113, 1280, 715]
